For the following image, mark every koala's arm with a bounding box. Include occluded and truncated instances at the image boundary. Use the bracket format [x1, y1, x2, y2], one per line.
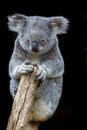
[41, 45, 64, 78]
[9, 49, 33, 79]
[9, 52, 22, 79]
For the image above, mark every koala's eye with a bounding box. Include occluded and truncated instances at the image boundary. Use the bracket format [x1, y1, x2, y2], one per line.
[26, 39, 30, 43]
[40, 38, 46, 43]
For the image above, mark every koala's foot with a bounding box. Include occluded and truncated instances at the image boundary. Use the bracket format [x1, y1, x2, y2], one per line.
[10, 79, 19, 98]
[36, 66, 47, 81]
[13, 61, 34, 78]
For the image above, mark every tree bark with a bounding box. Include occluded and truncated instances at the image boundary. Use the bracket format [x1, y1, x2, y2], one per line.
[6, 67, 41, 130]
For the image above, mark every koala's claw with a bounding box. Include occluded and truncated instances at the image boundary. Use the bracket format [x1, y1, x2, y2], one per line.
[36, 66, 47, 81]
[13, 64, 34, 78]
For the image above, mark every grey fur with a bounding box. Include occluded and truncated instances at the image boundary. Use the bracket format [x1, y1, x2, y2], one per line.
[8, 13, 69, 121]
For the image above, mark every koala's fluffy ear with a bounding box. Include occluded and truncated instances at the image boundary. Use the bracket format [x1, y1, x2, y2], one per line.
[49, 16, 69, 34]
[7, 13, 27, 32]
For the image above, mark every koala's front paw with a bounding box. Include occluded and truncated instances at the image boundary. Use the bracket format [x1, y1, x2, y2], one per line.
[13, 62, 34, 78]
[36, 66, 47, 81]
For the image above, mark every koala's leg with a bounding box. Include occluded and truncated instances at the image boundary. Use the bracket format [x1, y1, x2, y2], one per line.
[30, 77, 62, 122]
[9, 79, 19, 98]
[30, 98, 54, 121]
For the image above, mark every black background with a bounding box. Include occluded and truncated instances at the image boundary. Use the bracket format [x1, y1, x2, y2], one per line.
[0, 0, 87, 130]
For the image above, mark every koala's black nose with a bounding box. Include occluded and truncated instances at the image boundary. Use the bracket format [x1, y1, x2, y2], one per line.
[31, 41, 39, 53]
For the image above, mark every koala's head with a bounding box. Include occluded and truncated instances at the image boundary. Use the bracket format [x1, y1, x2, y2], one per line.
[8, 13, 69, 54]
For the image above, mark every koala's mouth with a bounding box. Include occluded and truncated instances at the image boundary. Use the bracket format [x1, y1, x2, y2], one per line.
[31, 47, 39, 53]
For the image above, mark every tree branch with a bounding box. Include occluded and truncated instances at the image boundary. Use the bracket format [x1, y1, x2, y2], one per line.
[6, 67, 41, 130]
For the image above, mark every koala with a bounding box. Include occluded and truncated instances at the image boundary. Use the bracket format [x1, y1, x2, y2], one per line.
[7, 13, 69, 121]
